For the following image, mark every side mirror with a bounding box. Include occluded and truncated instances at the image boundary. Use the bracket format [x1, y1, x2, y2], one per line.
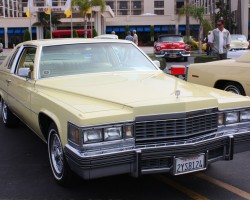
[18, 68, 30, 78]
[153, 60, 161, 68]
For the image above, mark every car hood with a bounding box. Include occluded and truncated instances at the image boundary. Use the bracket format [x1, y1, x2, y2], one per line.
[35, 71, 250, 115]
[231, 40, 249, 48]
[156, 42, 186, 48]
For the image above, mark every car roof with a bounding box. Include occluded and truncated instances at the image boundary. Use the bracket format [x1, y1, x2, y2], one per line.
[94, 34, 118, 39]
[158, 34, 183, 37]
[18, 38, 131, 47]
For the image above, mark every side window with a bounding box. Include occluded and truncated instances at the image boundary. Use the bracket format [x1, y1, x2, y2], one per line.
[7, 47, 20, 69]
[15, 47, 36, 78]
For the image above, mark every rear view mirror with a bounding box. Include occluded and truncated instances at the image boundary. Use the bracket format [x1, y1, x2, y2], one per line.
[18, 68, 30, 78]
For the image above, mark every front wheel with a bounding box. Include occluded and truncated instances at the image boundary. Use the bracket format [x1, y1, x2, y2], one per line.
[1, 99, 19, 127]
[221, 82, 246, 96]
[48, 122, 73, 186]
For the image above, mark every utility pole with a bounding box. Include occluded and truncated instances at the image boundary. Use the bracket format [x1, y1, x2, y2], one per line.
[237, 0, 242, 34]
[185, 0, 190, 38]
[227, 0, 232, 32]
[209, 0, 215, 28]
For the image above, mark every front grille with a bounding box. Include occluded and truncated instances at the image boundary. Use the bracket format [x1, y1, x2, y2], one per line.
[141, 157, 172, 170]
[165, 50, 185, 54]
[135, 109, 218, 145]
[208, 146, 224, 160]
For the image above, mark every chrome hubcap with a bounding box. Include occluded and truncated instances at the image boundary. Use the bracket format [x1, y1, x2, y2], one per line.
[50, 133, 64, 175]
[1, 101, 7, 123]
[224, 85, 241, 95]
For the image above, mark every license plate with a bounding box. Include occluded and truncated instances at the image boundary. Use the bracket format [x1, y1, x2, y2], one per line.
[169, 54, 177, 58]
[174, 154, 206, 175]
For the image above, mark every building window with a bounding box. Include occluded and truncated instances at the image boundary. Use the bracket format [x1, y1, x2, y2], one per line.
[154, 10, 164, 15]
[118, 10, 128, 15]
[133, 1, 141, 9]
[176, 0, 184, 14]
[154, 1, 164, 8]
[106, 1, 114, 9]
[120, 1, 128, 9]
[133, 10, 141, 15]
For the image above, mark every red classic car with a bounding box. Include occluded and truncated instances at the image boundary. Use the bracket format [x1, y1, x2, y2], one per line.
[154, 34, 191, 61]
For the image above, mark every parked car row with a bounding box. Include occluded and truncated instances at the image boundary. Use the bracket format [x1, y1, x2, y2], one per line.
[1, 39, 250, 186]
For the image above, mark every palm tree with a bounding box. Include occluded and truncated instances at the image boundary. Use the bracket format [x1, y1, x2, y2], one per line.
[33, 12, 62, 38]
[178, 3, 212, 53]
[71, 0, 106, 38]
[185, 0, 190, 39]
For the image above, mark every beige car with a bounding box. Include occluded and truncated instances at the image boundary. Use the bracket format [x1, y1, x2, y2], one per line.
[1, 39, 250, 186]
[230, 34, 249, 51]
[187, 51, 250, 96]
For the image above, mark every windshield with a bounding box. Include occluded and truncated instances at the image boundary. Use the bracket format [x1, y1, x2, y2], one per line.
[231, 35, 247, 42]
[39, 43, 157, 78]
[158, 36, 183, 42]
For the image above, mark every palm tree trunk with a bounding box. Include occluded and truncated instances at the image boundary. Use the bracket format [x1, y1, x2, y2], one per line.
[198, 24, 203, 53]
[209, 0, 214, 27]
[84, 14, 87, 38]
[186, 0, 190, 38]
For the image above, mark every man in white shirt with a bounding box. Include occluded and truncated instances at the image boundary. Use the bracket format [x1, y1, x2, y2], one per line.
[133, 30, 138, 45]
[209, 19, 231, 60]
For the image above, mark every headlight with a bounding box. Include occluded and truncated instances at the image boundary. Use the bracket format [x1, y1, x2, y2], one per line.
[124, 125, 134, 138]
[185, 45, 190, 51]
[225, 112, 239, 124]
[83, 129, 102, 143]
[68, 123, 134, 145]
[104, 127, 122, 141]
[240, 110, 250, 122]
[218, 113, 225, 126]
[68, 123, 80, 145]
[156, 46, 161, 51]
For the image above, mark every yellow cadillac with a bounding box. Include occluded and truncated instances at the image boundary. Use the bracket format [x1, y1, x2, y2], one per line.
[1, 39, 250, 185]
[187, 51, 250, 96]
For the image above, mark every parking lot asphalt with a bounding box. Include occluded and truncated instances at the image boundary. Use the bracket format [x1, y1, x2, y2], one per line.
[0, 48, 12, 57]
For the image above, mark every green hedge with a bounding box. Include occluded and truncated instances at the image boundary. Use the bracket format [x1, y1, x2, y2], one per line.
[194, 55, 219, 63]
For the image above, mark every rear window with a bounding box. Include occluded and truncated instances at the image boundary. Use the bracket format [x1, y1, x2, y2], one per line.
[231, 35, 247, 42]
[158, 36, 183, 42]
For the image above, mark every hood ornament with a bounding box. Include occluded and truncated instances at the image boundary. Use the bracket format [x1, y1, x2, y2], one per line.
[175, 90, 180, 99]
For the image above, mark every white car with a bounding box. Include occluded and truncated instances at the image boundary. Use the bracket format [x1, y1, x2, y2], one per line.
[230, 34, 249, 51]
[94, 34, 118, 39]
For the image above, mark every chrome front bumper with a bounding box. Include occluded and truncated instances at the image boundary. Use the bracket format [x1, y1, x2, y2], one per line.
[65, 123, 250, 180]
[155, 51, 190, 58]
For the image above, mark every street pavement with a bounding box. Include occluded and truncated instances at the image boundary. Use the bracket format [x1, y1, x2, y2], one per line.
[0, 48, 12, 57]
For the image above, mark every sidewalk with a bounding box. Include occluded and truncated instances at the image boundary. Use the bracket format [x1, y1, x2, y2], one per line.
[140, 46, 154, 54]
[1, 48, 12, 57]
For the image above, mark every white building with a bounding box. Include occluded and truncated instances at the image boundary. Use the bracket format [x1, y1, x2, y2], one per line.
[0, 0, 249, 48]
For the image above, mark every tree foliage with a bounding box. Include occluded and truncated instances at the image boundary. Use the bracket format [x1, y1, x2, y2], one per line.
[23, 29, 31, 41]
[215, 0, 236, 32]
[45, 30, 51, 39]
[178, 4, 212, 53]
[71, 0, 106, 38]
[150, 26, 154, 42]
[32, 12, 62, 38]
[92, 28, 98, 37]
[73, 29, 79, 38]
